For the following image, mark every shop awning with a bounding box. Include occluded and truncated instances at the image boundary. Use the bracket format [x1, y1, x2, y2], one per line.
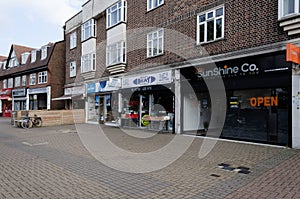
[51, 94, 83, 101]
[0, 96, 12, 100]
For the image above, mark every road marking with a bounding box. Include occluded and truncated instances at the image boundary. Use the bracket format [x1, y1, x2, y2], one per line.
[22, 141, 48, 146]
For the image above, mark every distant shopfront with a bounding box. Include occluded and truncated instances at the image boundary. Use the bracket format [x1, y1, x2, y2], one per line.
[86, 78, 121, 125]
[181, 51, 291, 146]
[52, 85, 85, 110]
[27, 87, 51, 110]
[120, 70, 175, 131]
[0, 88, 12, 117]
[12, 88, 26, 111]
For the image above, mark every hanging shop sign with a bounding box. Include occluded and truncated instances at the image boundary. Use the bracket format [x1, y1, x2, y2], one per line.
[249, 96, 278, 107]
[122, 70, 172, 89]
[12, 88, 26, 97]
[196, 63, 260, 78]
[28, 87, 47, 94]
[286, 43, 300, 64]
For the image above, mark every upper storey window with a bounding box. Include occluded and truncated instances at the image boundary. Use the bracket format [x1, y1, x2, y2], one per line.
[147, 0, 164, 11]
[107, 0, 126, 29]
[197, 6, 224, 44]
[279, 0, 300, 19]
[81, 19, 96, 41]
[31, 50, 36, 63]
[41, 46, 48, 60]
[70, 32, 77, 49]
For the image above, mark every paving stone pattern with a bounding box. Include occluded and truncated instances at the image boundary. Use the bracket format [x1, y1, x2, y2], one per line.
[0, 118, 299, 198]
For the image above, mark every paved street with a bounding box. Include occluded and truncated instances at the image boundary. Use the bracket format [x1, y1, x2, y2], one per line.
[0, 117, 299, 198]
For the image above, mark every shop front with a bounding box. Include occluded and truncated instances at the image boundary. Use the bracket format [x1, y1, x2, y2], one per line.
[12, 88, 27, 111]
[86, 78, 121, 125]
[27, 87, 51, 110]
[52, 85, 85, 110]
[120, 70, 175, 132]
[0, 88, 12, 117]
[181, 51, 292, 146]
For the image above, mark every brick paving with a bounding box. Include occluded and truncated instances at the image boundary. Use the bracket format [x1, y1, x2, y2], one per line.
[0, 118, 299, 198]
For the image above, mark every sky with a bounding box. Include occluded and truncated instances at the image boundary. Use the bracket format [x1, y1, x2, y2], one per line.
[0, 0, 84, 56]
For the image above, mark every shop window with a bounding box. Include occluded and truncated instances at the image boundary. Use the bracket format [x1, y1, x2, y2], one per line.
[29, 73, 36, 85]
[38, 71, 48, 84]
[8, 78, 13, 88]
[147, 0, 164, 11]
[81, 19, 96, 41]
[279, 0, 300, 19]
[70, 61, 76, 77]
[3, 79, 7, 89]
[197, 6, 224, 44]
[31, 50, 36, 63]
[22, 75, 26, 86]
[15, 76, 20, 87]
[107, 0, 126, 29]
[70, 32, 77, 49]
[106, 41, 126, 66]
[81, 53, 96, 73]
[147, 29, 164, 57]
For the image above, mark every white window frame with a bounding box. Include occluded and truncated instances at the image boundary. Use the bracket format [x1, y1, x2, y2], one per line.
[41, 47, 48, 60]
[38, 71, 48, 84]
[22, 75, 26, 86]
[21, 52, 30, 64]
[81, 53, 96, 73]
[197, 6, 225, 44]
[107, 0, 127, 29]
[147, 29, 164, 58]
[15, 76, 21, 87]
[8, 78, 13, 88]
[70, 61, 77, 77]
[29, 74, 36, 85]
[31, 50, 36, 63]
[70, 32, 77, 49]
[147, 0, 164, 11]
[3, 79, 7, 89]
[278, 0, 300, 19]
[106, 41, 126, 67]
[81, 19, 96, 41]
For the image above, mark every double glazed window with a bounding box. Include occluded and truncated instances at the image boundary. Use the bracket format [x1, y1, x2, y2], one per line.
[107, 0, 126, 29]
[31, 50, 36, 63]
[81, 19, 96, 41]
[106, 41, 126, 66]
[279, 0, 300, 18]
[147, 29, 164, 57]
[8, 78, 13, 88]
[81, 53, 96, 73]
[70, 61, 77, 77]
[197, 6, 224, 44]
[38, 71, 48, 84]
[22, 75, 26, 86]
[15, 77, 20, 87]
[70, 32, 77, 49]
[3, 79, 7, 89]
[41, 47, 48, 60]
[147, 0, 164, 11]
[29, 74, 36, 85]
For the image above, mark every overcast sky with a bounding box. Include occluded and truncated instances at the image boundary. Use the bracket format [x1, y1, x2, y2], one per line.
[0, 0, 84, 56]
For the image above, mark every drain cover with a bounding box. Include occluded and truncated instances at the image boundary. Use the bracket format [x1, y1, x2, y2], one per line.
[218, 163, 251, 174]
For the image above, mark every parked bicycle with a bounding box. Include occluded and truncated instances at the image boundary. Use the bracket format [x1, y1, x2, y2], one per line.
[21, 114, 42, 129]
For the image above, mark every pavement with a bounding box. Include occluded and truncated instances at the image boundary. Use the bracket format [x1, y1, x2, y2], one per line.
[0, 117, 299, 198]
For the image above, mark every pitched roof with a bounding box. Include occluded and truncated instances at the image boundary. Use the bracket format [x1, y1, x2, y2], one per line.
[0, 56, 7, 61]
[12, 44, 35, 60]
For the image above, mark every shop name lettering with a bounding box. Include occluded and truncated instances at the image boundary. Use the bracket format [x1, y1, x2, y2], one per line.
[197, 63, 259, 77]
[250, 96, 278, 107]
[134, 76, 156, 85]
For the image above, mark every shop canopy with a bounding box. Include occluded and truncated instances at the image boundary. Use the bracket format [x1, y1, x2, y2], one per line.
[51, 94, 83, 101]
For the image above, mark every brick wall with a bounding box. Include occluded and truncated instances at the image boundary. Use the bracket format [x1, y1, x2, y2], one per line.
[48, 41, 66, 110]
[65, 27, 83, 85]
[126, 0, 294, 72]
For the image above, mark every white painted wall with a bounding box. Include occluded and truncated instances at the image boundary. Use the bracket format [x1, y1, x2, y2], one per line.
[65, 12, 82, 33]
[292, 70, 300, 149]
[107, 24, 127, 45]
[82, 39, 96, 55]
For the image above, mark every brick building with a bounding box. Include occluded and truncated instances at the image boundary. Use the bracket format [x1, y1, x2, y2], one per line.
[64, 0, 300, 148]
[0, 42, 66, 117]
